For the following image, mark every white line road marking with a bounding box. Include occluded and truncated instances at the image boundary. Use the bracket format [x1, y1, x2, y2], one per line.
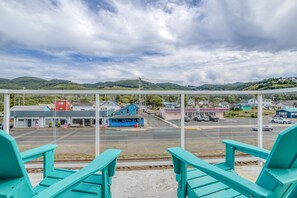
[51, 130, 77, 144]
[14, 130, 39, 139]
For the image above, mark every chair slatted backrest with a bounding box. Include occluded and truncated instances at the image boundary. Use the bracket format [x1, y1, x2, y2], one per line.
[256, 124, 297, 196]
[0, 130, 33, 193]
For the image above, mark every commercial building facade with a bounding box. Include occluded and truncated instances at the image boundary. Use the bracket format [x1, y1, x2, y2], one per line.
[276, 108, 297, 118]
[160, 107, 229, 120]
[10, 110, 108, 128]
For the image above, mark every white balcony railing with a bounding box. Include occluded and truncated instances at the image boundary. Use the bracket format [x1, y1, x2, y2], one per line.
[1, 87, 297, 159]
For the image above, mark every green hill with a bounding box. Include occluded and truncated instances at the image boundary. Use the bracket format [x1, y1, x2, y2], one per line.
[194, 78, 297, 91]
[0, 76, 296, 90]
[243, 78, 297, 90]
[195, 82, 251, 90]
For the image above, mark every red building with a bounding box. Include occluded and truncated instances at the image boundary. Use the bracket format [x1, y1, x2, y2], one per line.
[55, 100, 71, 111]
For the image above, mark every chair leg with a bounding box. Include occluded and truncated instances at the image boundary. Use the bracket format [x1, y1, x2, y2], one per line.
[177, 163, 187, 198]
[102, 168, 112, 198]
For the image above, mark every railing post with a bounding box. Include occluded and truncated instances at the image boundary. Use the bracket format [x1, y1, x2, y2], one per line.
[95, 94, 100, 156]
[257, 94, 263, 149]
[181, 94, 185, 149]
[3, 93, 10, 134]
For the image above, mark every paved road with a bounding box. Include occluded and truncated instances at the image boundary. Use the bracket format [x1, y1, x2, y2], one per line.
[10, 116, 292, 159]
[10, 125, 288, 144]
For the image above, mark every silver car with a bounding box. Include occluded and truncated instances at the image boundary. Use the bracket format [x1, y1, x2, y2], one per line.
[271, 117, 292, 124]
[251, 125, 273, 131]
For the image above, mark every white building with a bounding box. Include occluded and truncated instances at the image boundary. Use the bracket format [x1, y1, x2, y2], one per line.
[72, 103, 95, 111]
[160, 107, 229, 120]
[248, 98, 273, 107]
[163, 102, 178, 108]
[100, 101, 121, 111]
[10, 110, 108, 128]
[10, 105, 51, 111]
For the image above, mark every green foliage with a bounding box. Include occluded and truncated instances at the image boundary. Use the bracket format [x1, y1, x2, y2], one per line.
[244, 78, 297, 90]
[10, 94, 14, 108]
[118, 95, 137, 104]
[146, 95, 163, 107]
[156, 83, 189, 90]
[224, 111, 238, 118]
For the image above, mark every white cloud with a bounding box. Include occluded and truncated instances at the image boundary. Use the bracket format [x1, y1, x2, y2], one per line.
[0, 0, 297, 85]
[1, 48, 297, 85]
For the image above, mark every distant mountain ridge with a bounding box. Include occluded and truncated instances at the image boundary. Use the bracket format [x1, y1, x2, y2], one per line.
[0, 76, 296, 90]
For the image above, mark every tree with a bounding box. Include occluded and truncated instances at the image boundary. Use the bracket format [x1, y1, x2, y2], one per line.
[118, 95, 137, 104]
[146, 96, 162, 108]
[10, 94, 14, 108]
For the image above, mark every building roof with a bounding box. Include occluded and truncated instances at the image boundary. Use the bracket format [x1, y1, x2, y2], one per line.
[10, 105, 50, 111]
[72, 103, 94, 107]
[38, 104, 55, 109]
[100, 101, 121, 107]
[163, 107, 229, 113]
[109, 115, 143, 119]
[234, 103, 251, 106]
[112, 104, 139, 115]
[277, 108, 297, 113]
[10, 110, 108, 118]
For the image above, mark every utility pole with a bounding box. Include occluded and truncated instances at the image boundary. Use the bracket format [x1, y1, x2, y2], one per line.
[23, 87, 25, 105]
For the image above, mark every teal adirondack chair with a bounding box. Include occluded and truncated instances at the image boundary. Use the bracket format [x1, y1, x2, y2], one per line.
[168, 124, 297, 198]
[0, 130, 121, 197]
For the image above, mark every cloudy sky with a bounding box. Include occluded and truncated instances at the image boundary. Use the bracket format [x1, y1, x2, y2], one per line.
[0, 0, 297, 85]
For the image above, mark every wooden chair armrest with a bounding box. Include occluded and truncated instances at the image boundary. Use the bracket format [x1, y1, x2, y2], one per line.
[33, 149, 121, 198]
[21, 144, 58, 163]
[168, 147, 272, 198]
[222, 140, 270, 159]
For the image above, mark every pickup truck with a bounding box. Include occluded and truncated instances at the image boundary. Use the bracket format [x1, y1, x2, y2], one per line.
[271, 117, 292, 124]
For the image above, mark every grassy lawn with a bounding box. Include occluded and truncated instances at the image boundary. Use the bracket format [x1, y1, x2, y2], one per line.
[224, 110, 275, 118]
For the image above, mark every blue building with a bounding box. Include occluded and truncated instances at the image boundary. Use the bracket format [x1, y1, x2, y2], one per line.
[232, 103, 252, 111]
[276, 108, 297, 118]
[109, 104, 144, 127]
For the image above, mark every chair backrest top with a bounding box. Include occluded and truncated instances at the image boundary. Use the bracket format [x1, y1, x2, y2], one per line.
[0, 130, 28, 179]
[263, 124, 297, 169]
[256, 124, 297, 194]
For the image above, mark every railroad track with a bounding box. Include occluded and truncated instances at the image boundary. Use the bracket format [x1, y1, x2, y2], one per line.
[27, 154, 250, 163]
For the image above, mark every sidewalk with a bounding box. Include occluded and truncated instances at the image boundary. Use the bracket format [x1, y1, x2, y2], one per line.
[29, 165, 261, 198]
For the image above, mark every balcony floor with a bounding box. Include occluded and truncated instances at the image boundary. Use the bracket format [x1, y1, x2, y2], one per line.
[29, 165, 261, 198]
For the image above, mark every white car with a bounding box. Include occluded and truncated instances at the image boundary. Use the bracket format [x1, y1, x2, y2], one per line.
[251, 125, 273, 131]
[271, 117, 292, 124]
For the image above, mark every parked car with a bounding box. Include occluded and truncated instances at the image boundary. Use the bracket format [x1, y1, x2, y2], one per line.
[146, 110, 155, 115]
[201, 115, 209, 121]
[209, 116, 219, 122]
[193, 116, 209, 122]
[0, 123, 14, 130]
[271, 117, 292, 124]
[193, 117, 201, 121]
[251, 125, 273, 131]
[184, 117, 190, 122]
